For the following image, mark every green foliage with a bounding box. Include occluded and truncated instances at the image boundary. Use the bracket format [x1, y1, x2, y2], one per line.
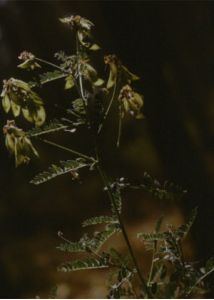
[27, 119, 68, 137]
[57, 241, 86, 253]
[39, 70, 67, 85]
[30, 159, 89, 185]
[137, 172, 187, 201]
[1, 13, 213, 299]
[137, 208, 214, 298]
[58, 257, 109, 272]
[89, 225, 121, 252]
[82, 216, 118, 227]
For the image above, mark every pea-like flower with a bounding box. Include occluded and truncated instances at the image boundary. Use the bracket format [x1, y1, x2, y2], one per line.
[1, 78, 46, 126]
[59, 15, 94, 31]
[18, 51, 41, 70]
[60, 15, 99, 51]
[118, 84, 144, 119]
[3, 120, 39, 167]
[104, 54, 140, 89]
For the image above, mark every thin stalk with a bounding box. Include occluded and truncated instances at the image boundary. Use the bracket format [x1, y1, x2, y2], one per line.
[29, 125, 68, 137]
[76, 34, 88, 107]
[40, 138, 96, 163]
[96, 164, 152, 298]
[35, 57, 84, 100]
[148, 250, 155, 287]
[35, 57, 69, 73]
[185, 267, 214, 297]
[116, 103, 123, 148]
[98, 80, 118, 134]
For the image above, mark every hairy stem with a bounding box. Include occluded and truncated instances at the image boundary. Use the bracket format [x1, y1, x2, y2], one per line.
[96, 164, 152, 298]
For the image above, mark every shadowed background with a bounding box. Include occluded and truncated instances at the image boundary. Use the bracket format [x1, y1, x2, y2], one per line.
[0, 1, 214, 298]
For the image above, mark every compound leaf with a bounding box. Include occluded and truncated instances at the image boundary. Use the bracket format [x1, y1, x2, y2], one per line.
[30, 159, 89, 185]
[82, 216, 117, 227]
[58, 257, 109, 272]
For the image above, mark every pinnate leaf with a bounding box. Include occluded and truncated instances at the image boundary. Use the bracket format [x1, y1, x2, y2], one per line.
[58, 258, 109, 272]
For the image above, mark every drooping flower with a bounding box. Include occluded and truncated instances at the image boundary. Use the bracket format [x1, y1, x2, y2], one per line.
[104, 54, 139, 89]
[18, 51, 41, 70]
[59, 15, 100, 51]
[118, 84, 144, 119]
[3, 120, 39, 167]
[59, 15, 94, 31]
[1, 78, 46, 126]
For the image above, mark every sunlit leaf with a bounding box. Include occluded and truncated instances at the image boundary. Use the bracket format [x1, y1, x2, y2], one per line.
[58, 257, 108, 272]
[39, 70, 66, 85]
[82, 216, 118, 227]
[30, 159, 90, 185]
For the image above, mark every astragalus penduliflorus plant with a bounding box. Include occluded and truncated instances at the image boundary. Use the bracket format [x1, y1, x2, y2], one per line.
[1, 15, 214, 298]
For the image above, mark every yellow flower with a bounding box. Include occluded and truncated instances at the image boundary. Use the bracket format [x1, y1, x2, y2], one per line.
[118, 84, 144, 119]
[1, 78, 46, 126]
[3, 120, 39, 167]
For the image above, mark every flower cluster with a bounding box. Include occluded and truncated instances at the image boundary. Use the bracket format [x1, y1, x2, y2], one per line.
[3, 120, 39, 166]
[118, 84, 144, 119]
[60, 15, 99, 51]
[18, 51, 41, 70]
[1, 78, 46, 126]
[59, 15, 94, 31]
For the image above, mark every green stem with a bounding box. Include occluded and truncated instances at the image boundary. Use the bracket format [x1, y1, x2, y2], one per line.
[96, 164, 152, 298]
[98, 80, 118, 134]
[147, 247, 155, 287]
[40, 138, 96, 163]
[35, 57, 69, 73]
[116, 103, 123, 148]
[185, 267, 214, 297]
[76, 34, 88, 108]
[29, 125, 68, 137]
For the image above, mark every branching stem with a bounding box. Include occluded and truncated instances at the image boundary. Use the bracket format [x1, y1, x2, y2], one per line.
[96, 164, 152, 298]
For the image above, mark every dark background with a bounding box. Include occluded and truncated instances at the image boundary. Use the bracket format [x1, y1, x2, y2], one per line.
[0, 1, 214, 298]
